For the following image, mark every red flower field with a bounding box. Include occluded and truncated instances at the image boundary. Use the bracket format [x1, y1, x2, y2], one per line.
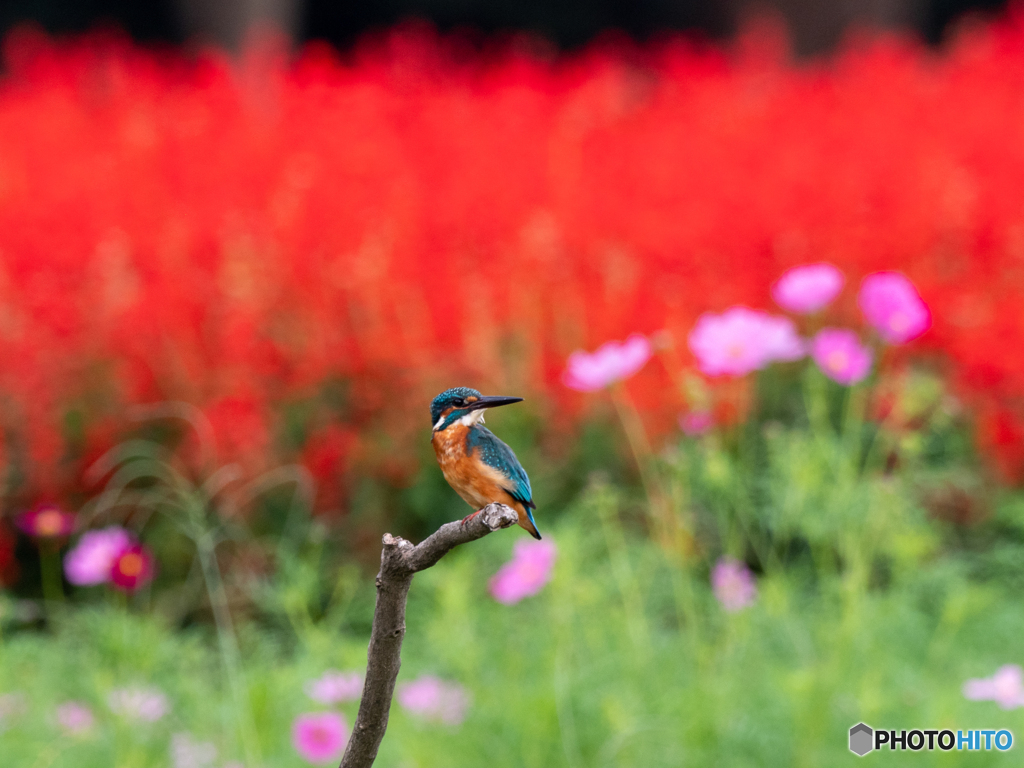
[2, 12, 1024, 507]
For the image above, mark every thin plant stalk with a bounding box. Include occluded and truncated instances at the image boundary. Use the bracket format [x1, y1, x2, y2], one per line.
[730, 418, 776, 573]
[593, 483, 651, 654]
[610, 383, 692, 557]
[549, 562, 583, 768]
[38, 540, 64, 606]
[196, 533, 262, 767]
[553, 649, 584, 768]
[668, 561, 702, 655]
[801, 367, 848, 581]
[664, 465, 703, 642]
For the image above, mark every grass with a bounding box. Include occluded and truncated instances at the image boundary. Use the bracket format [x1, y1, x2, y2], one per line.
[3, 371, 1024, 766]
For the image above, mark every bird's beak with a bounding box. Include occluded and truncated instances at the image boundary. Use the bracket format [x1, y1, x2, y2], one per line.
[465, 395, 524, 412]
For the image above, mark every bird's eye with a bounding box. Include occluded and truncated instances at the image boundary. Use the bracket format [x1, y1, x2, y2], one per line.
[454, 398, 466, 407]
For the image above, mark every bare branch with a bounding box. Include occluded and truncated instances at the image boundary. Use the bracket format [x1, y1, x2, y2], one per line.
[339, 503, 519, 768]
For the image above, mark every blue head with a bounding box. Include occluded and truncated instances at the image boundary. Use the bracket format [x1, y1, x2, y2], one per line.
[430, 387, 523, 432]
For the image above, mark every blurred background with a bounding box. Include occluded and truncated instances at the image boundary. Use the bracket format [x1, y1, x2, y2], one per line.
[2, 0, 1024, 766]
[0, 0, 1013, 52]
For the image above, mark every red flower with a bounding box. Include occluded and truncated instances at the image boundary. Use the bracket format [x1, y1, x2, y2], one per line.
[109, 544, 155, 592]
[14, 505, 75, 539]
[2, 16, 1024, 492]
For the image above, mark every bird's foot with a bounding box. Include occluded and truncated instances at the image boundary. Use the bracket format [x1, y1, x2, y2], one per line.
[460, 509, 483, 527]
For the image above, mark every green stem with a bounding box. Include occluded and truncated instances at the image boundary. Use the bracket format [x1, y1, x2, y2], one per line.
[669, 562, 703, 655]
[610, 385, 690, 555]
[553, 648, 583, 768]
[39, 540, 64, 607]
[732, 420, 777, 574]
[802, 367, 834, 458]
[196, 534, 262, 766]
[594, 485, 650, 654]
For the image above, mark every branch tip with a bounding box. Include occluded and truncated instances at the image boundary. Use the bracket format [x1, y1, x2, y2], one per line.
[340, 503, 520, 768]
[479, 502, 519, 531]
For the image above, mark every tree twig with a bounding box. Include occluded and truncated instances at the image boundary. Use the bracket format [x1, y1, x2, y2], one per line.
[338, 503, 520, 768]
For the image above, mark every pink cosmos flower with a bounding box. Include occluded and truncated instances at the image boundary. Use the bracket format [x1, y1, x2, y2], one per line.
[772, 263, 845, 314]
[858, 272, 931, 344]
[488, 539, 557, 605]
[305, 671, 363, 705]
[292, 712, 347, 764]
[397, 676, 469, 725]
[15, 504, 75, 539]
[108, 686, 169, 722]
[64, 527, 134, 586]
[963, 665, 1024, 710]
[760, 314, 808, 362]
[711, 557, 757, 612]
[688, 307, 804, 377]
[810, 328, 873, 385]
[109, 544, 155, 592]
[56, 701, 95, 736]
[562, 334, 652, 391]
[679, 410, 714, 435]
[170, 732, 218, 768]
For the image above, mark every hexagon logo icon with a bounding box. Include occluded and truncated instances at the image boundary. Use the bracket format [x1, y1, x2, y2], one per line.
[849, 723, 874, 756]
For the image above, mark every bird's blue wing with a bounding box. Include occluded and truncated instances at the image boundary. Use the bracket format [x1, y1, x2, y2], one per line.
[468, 426, 534, 508]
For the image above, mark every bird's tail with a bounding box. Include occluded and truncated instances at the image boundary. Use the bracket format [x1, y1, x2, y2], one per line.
[522, 508, 542, 540]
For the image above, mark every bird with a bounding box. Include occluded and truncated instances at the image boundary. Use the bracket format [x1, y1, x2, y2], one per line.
[430, 386, 541, 539]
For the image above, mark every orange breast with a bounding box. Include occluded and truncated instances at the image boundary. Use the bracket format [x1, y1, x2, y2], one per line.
[432, 426, 516, 510]
[432, 426, 537, 536]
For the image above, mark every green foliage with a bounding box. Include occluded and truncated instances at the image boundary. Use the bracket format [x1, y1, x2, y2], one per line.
[2, 371, 1023, 766]
[2, 501, 1023, 764]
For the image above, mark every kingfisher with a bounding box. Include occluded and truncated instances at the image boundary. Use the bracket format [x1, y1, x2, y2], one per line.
[430, 386, 541, 539]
